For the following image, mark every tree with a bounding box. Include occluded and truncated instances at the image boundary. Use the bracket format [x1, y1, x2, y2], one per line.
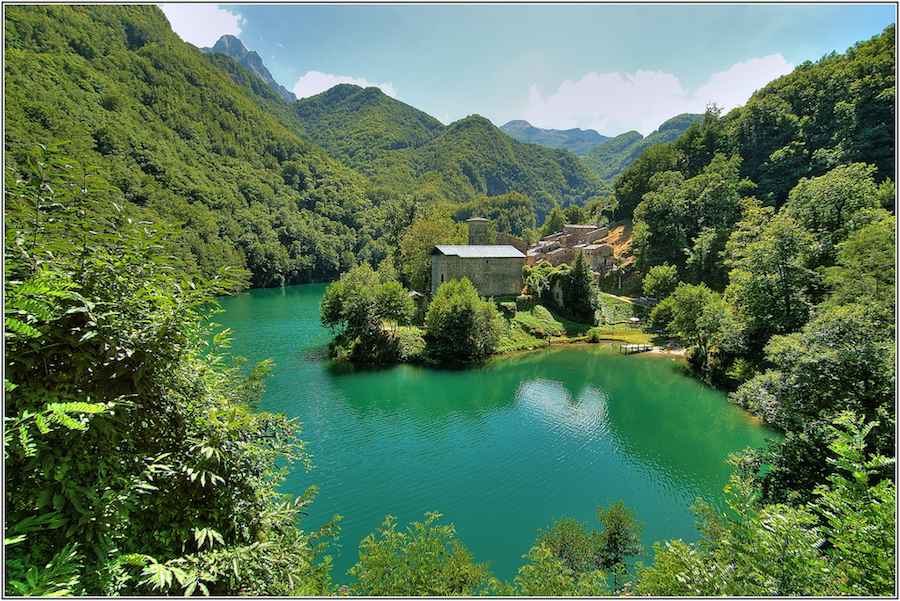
[563, 204, 587, 225]
[424, 278, 502, 364]
[567, 251, 599, 323]
[724, 212, 819, 349]
[731, 302, 894, 502]
[596, 501, 642, 589]
[533, 517, 601, 574]
[642, 263, 679, 299]
[510, 543, 608, 597]
[528, 503, 640, 592]
[348, 513, 491, 596]
[320, 264, 414, 363]
[824, 211, 895, 321]
[584, 194, 617, 224]
[784, 163, 883, 265]
[452, 192, 536, 237]
[613, 142, 681, 220]
[5, 148, 337, 596]
[541, 205, 566, 236]
[398, 212, 466, 292]
[634, 414, 895, 597]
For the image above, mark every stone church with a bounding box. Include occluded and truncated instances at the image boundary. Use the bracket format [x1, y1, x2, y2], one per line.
[430, 217, 526, 297]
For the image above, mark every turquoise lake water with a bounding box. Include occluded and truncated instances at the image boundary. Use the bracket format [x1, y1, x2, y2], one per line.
[214, 283, 776, 581]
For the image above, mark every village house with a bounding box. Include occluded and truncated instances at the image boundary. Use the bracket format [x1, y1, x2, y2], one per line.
[430, 217, 526, 297]
[527, 223, 616, 277]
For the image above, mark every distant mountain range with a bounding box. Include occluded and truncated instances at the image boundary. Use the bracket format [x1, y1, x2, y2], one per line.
[295, 85, 602, 220]
[582, 113, 703, 182]
[202, 35, 296, 103]
[202, 35, 697, 196]
[499, 120, 608, 155]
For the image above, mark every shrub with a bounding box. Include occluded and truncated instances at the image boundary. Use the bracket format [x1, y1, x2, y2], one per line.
[424, 278, 503, 364]
[348, 513, 491, 596]
[4, 148, 336, 596]
[320, 264, 415, 364]
[499, 301, 517, 318]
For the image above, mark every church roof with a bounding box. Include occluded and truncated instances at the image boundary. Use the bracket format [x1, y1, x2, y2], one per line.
[432, 245, 525, 258]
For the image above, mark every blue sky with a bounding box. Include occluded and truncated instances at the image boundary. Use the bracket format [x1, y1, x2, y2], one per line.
[161, 3, 895, 135]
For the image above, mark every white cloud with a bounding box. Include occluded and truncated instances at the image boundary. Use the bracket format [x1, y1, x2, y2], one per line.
[519, 54, 793, 136]
[292, 71, 397, 99]
[159, 4, 244, 48]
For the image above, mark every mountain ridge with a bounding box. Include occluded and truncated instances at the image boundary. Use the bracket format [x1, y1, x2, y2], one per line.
[294, 86, 603, 220]
[499, 119, 608, 155]
[202, 34, 296, 103]
[582, 113, 703, 182]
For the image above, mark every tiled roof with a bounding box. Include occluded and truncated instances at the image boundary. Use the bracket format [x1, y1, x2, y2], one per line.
[432, 245, 526, 258]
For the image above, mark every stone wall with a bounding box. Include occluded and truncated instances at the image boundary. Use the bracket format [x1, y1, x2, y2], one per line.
[431, 254, 525, 297]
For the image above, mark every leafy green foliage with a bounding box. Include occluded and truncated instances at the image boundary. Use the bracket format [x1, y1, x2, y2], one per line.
[568, 252, 599, 323]
[634, 414, 895, 596]
[424, 278, 503, 364]
[732, 302, 895, 503]
[632, 153, 750, 287]
[4, 149, 337, 595]
[541, 205, 566, 237]
[348, 512, 492, 596]
[641, 263, 678, 299]
[4, 5, 395, 288]
[523, 259, 599, 324]
[320, 264, 415, 364]
[823, 211, 895, 320]
[783, 163, 884, 266]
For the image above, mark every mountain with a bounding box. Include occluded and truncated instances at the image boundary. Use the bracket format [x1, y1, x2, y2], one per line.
[202, 34, 296, 103]
[500, 120, 608, 155]
[295, 87, 603, 221]
[615, 25, 894, 220]
[402, 115, 602, 220]
[295, 83, 444, 169]
[5, 5, 380, 288]
[583, 113, 703, 182]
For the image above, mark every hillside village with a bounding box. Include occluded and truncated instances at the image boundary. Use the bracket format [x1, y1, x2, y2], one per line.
[430, 217, 628, 299]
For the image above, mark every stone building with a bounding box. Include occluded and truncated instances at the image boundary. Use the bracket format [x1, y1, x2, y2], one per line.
[526, 223, 616, 277]
[429, 217, 526, 297]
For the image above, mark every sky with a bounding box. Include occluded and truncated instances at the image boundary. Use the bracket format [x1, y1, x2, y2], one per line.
[159, 3, 896, 136]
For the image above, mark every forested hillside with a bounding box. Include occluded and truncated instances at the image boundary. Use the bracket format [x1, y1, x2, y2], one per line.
[295, 84, 444, 172]
[4, 5, 399, 289]
[500, 120, 608, 155]
[618, 25, 895, 512]
[295, 87, 604, 221]
[615, 27, 894, 220]
[583, 113, 702, 183]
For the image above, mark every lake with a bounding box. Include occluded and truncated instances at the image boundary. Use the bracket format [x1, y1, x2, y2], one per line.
[214, 283, 775, 582]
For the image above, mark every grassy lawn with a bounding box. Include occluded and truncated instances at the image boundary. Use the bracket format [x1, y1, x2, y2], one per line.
[498, 304, 648, 350]
[586, 324, 652, 345]
[597, 292, 637, 324]
[512, 305, 566, 337]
